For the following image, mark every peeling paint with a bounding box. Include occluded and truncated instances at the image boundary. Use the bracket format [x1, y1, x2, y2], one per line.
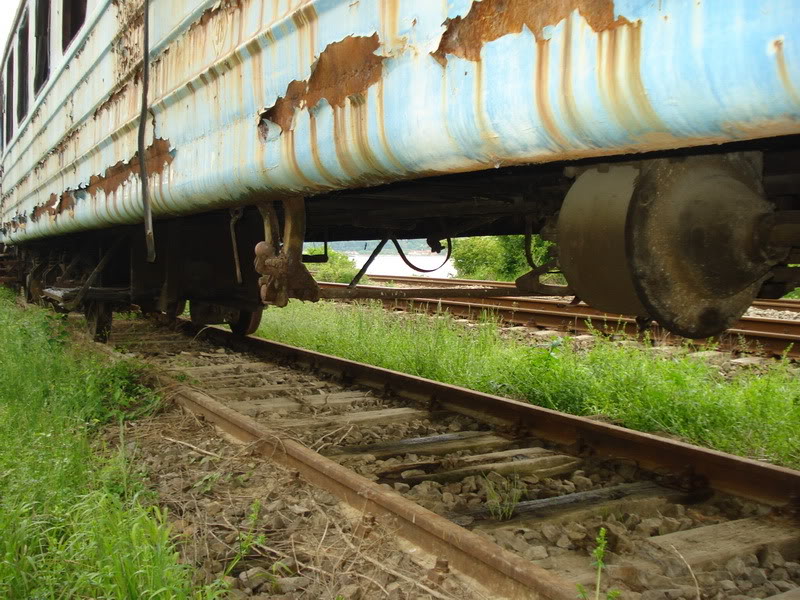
[2, 0, 800, 246]
[432, 0, 628, 65]
[29, 139, 173, 223]
[263, 34, 385, 133]
[86, 138, 173, 198]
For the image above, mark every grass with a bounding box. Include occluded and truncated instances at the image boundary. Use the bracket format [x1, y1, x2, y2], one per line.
[0, 288, 223, 600]
[483, 474, 525, 520]
[257, 300, 800, 468]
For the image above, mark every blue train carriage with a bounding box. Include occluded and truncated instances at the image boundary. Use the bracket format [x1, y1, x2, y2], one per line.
[0, 0, 798, 341]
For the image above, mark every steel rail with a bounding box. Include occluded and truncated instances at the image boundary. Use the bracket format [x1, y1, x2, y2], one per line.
[149, 320, 800, 599]
[181, 322, 800, 506]
[327, 280, 800, 358]
[364, 275, 800, 313]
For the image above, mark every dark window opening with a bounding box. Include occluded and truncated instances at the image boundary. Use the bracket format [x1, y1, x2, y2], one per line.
[62, 0, 87, 51]
[5, 53, 14, 145]
[17, 12, 29, 123]
[34, 0, 50, 94]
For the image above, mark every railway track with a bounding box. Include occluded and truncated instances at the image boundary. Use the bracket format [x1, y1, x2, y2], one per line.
[364, 276, 800, 314]
[338, 276, 800, 360]
[109, 316, 800, 600]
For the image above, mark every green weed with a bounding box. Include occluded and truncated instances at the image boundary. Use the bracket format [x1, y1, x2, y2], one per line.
[483, 474, 524, 520]
[577, 528, 621, 600]
[0, 288, 222, 599]
[257, 300, 800, 468]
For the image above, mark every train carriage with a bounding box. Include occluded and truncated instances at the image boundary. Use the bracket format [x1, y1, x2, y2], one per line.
[0, 0, 799, 340]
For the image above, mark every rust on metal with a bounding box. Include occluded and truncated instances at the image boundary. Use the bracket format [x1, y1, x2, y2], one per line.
[774, 39, 800, 107]
[87, 138, 173, 198]
[263, 34, 385, 133]
[197, 323, 800, 508]
[31, 192, 76, 222]
[155, 351, 574, 600]
[432, 0, 628, 65]
[29, 139, 173, 223]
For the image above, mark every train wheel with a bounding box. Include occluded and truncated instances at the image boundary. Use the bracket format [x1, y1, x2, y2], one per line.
[558, 154, 776, 338]
[228, 309, 263, 336]
[85, 301, 113, 343]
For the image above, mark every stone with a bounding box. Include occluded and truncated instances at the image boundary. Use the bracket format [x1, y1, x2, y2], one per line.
[730, 356, 769, 367]
[274, 576, 311, 593]
[772, 567, 789, 581]
[541, 523, 561, 544]
[604, 521, 634, 553]
[572, 474, 594, 491]
[555, 534, 572, 549]
[636, 517, 662, 536]
[658, 517, 681, 535]
[748, 567, 768, 585]
[640, 591, 668, 600]
[774, 580, 798, 592]
[687, 350, 729, 364]
[758, 547, 785, 569]
[564, 522, 587, 542]
[524, 545, 548, 560]
[338, 584, 362, 600]
[240, 566, 272, 591]
[393, 482, 410, 493]
[531, 329, 566, 340]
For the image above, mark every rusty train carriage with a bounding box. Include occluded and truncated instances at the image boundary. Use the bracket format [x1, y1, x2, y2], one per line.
[0, 0, 799, 341]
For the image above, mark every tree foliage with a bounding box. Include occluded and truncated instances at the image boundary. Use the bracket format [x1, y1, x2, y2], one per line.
[305, 246, 361, 283]
[451, 235, 551, 281]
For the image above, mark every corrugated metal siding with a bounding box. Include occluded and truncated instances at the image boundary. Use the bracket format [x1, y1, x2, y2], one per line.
[2, 0, 799, 243]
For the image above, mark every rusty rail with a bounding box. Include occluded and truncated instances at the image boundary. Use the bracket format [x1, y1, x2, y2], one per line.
[325, 280, 800, 359]
[365, 275, 800, 313]
[187, 322, 800, 507]
[93, 315, 800, 599]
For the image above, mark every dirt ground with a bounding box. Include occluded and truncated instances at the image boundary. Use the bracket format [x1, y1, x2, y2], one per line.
[106, 406, 495, 600]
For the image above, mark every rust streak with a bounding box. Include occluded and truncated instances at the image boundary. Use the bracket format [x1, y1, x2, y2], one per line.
[308, 114, 342, 185]
[350, 93, 388, 176]
[262, 34, 385, 133]
[432, 0, 628, 65]
[774, 39, 800, 107]
[535, 39, 569, 149]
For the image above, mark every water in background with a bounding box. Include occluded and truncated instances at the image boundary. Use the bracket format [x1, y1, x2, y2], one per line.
[350, 254, 456, 278]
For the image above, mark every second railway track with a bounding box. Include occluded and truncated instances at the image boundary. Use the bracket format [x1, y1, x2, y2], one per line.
[109, 316, 800, 600]
[337, 276, 800, 360]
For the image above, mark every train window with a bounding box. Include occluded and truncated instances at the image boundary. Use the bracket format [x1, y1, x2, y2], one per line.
[17, 11, 30, 123]
[5, 52, 13, 145]
[34, 0, 50, 94]
[62, 0, 87, 51]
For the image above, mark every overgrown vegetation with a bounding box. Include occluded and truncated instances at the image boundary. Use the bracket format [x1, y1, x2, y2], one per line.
[258, 300, 800, 468]
[0, 289, 221, 599]
[450, 235, 552, 281]
[304, 246, 361, 284]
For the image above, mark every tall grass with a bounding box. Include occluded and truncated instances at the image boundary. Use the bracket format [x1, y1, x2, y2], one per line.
[258, 300, 800, 468]
[0, 288, 222, 599]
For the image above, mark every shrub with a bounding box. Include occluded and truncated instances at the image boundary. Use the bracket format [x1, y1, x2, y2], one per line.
[305, 246, 361, 283]
[451, 235, 552, 281]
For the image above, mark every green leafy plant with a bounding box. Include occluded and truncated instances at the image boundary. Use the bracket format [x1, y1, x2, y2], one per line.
[483, 474, 524, 520]
[305, 246, 362, 283]
[451, 235, 553, 281]
[224, 500, 267, 577]
[577, 528, 621, 600]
